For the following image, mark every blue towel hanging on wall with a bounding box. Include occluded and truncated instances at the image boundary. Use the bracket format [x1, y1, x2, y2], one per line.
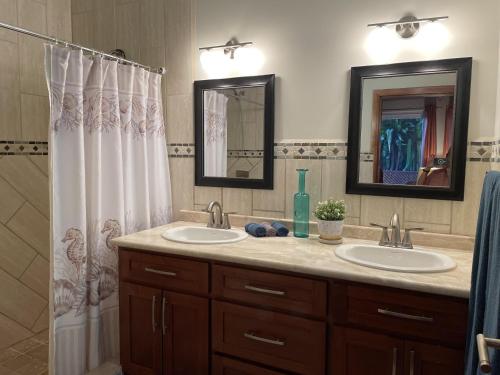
[465, 171, 500, 374]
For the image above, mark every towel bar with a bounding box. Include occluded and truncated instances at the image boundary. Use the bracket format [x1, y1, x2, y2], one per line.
[477, 334, 500, 373]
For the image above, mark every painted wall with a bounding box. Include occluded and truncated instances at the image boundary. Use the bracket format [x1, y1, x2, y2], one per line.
[0, 0, 71, 366]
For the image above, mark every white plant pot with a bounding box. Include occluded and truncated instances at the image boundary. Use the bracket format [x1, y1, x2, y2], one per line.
[317, 219, 344, 240]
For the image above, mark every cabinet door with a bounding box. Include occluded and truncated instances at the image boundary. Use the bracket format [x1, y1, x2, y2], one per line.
[331, 327, 404, 375]
[162, 291, 209, 375]
[404, 341, 464, 375]
[120, 282, 163, 375]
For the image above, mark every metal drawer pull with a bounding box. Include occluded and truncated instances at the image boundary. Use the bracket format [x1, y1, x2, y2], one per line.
[151, 295, 157, 333]
[377, 308, 434, 323]
[477, 334, 500, 373]
[244, 332, 285, 346]
[161, 296, 167, 335]
[391, 347, 397, 375]
[144, 267, 177, 277]
[244, 285, 286, 296]
[409, 350, 415, 375]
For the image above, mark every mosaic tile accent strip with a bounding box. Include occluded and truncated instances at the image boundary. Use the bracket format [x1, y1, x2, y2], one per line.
[360, 152, 374, 162]
[274, 141, 348, 159]
[228, 149, 264, 158]
[0, 141, 48, 155]
[167, 143, 195, 158]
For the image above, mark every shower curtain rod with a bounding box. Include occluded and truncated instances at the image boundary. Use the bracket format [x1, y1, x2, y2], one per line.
[0, 21, 166, 75]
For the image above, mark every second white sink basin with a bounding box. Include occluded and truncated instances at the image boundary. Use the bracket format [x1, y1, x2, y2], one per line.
[162, 225, 248, 244]
[335, 244, 456, 273]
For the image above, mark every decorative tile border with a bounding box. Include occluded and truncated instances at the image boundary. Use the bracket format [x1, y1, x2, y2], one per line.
[166, 139, 500, 162]
[0, 141, 48, 155]
[167, 143, 195, 158]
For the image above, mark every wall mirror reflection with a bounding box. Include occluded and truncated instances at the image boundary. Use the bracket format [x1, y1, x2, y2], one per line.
[194, 75, 275, 189]
[347, 58, 472, 200]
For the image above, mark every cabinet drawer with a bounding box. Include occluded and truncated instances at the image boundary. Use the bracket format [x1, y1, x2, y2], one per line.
[212, 301, 326, 375]
[212, 265, 327, 317]
[119, 249, 209, 294]
[339, 284, 468, 345]
[212, 355, 287, 375]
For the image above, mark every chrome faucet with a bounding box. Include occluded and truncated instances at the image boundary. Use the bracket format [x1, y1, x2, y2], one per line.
[371, 213, 423, 248]
[205, 201, 232, 229]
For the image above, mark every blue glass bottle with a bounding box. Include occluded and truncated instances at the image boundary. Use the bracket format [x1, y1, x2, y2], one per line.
[293, 169, 309, 238]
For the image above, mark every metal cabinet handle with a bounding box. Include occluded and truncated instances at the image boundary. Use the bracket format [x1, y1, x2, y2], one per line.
[377, 308, 434, 323]
[477, 333, 500, 373]
[409, 350, 415, 375]
[144, 267, 177, 277]
[244, 285, 286, 296]
[161, 296, 167, 335]
[151, 295, 157, 333]
[392, 347, 398, 375]
[244, 332, 285, 346]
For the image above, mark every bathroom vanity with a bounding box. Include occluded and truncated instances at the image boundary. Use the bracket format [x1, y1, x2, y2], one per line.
[114, 222, 471, 375]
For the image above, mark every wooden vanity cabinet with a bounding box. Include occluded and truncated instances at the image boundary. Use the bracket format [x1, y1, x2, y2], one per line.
[118, 247, 467, 375]
[119, 250, 209, 375]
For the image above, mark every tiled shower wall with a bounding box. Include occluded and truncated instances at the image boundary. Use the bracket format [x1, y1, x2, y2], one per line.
[0, 0, 71, 366]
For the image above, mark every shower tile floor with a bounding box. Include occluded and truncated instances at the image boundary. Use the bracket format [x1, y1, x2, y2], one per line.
[0, 330, 48, 375]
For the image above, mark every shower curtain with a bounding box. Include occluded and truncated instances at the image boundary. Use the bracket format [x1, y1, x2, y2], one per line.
[203, 90, 228, 177]
[45, 45, 172, 374]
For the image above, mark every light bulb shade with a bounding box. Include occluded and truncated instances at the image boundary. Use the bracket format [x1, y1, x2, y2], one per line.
[365, 26, 401, 62]
[200, 49, 232, 77]
[416, 22, 450, 53]
[234, 46, 265, 74]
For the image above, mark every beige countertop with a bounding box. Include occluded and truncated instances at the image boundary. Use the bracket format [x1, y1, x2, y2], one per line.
[113, 221, 473, 299]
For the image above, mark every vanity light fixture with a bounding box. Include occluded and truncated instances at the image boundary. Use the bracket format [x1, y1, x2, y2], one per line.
[199, 37, 253, 59]
[367, 15, 449, 38]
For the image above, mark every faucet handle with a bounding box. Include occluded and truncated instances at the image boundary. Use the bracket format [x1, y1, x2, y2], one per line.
[370, 223, 390, 246]
[401, 227, 424, 249]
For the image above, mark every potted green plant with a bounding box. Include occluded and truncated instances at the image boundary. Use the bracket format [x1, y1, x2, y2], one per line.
[313, 199, 345, 241]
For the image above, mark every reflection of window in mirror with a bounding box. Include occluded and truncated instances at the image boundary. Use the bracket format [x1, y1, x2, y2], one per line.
[359, 73, 456, 188]
[203, 86, 265, 179]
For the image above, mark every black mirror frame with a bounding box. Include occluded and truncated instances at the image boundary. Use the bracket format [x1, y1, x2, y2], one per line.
[194, 74, 275, 189]
[346, 57, 472, 201]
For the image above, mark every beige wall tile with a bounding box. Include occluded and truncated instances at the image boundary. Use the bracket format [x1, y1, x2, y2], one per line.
[165, 0, 192, 95]
[252, 210, 285, 219]
[116, 2, 141, 61]
[47, 0, 72, 40]
[169, 158, 194, 218]
[166, 94, 193, 143]
[93, 3, 117, 52]
[0, 156, 49, 218]
[405, 221, 451, 234]
[0, 89, 21, 139]
[0, 177, 24, 224]
[0, 314, 32, 350]
[71, 0, 95, 14]
[451, 162, 490, 236]
[7, 203, 49, 260]
[19, 36, 47, 96]
[222, 188, 252, 215]
[404, 198, 452, 225]
[0, 0, 18, 42]
[140, 46, 166, 68]
[0, 40, 19, 91]
[20, 256, 49, 299]
[194, 186, 222, 205]
[284, 159, 322, 220]
[360, 195, 404, 227]
[30, 308, 48, 334]
[18, 0, 47, 33]
[28, 156, 48, 176]
[139, 0, 165, 48]
[252, 159, 285, 212]
[20, 94, 49, 141]
[71, 11, 93, 46]
[0, 269, 46, 328]
[0, 223, 37, 278]
[345, 217, 360, 225]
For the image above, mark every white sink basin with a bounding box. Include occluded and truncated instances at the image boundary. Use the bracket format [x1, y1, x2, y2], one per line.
[162, 225, 248, 244]
[335, 244, 456, 273]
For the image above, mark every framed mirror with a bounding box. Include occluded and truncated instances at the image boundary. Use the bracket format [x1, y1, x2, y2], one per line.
[194, 74, 275, 189]
[346, 58, 472, 201]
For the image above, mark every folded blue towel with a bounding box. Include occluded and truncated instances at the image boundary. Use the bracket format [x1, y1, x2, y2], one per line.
[271, 221, 289, 237]
[261, 222, 277, 236]
[245, 223, 266, 237]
